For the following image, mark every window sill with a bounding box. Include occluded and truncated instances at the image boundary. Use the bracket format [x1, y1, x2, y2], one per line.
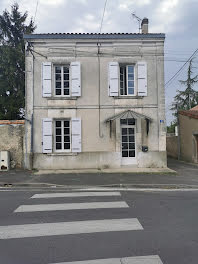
[47, 97, 77, 100]
[46, 153, 78, 156]
[114, 96, 144, 99]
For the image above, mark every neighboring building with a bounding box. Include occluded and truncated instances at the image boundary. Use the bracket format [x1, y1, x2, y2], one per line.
[179, 107, 198, 163]
[24, 19, 166, 170]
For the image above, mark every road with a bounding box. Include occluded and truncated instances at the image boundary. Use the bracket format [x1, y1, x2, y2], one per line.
[0, 189, 198, 264]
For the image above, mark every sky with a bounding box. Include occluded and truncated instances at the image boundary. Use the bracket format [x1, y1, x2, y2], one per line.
[0, 0, 198, 125]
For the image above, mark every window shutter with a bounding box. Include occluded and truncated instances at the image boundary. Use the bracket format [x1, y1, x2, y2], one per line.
[137, 61, 147, 96]
[71, 118, 81, 153]
[108, 62, 119, 97]
[42, 62, 52, 97]
[42, 118, 52, 153]
[71, 62, 81, 97]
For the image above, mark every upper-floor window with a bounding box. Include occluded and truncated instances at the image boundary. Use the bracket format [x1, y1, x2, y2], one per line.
[120, 65, 135, 96]
[55, 66, 70, 96]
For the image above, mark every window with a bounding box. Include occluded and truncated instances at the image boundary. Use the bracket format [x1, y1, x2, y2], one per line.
[55, 66, 70, 96]
[55, 120, 71, 152]
[120, 65, 135, 96]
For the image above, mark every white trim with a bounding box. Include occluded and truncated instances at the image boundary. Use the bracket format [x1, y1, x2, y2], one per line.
[54, 65, 70, 98]
[54, 119, 71, 153]
[119, 64, 136, 97]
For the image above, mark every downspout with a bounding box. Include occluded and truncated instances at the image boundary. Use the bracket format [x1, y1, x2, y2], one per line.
[97, 42, 104, 138]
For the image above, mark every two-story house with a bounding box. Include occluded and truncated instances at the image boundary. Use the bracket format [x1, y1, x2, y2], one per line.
[24, 19, 166, 170]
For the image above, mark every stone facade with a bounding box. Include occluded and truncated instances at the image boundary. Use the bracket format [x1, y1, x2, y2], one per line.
[0, 121, 25, 168]
[24, 33, 167, 170]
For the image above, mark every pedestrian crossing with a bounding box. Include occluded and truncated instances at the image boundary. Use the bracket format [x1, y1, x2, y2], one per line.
[0, 191, 164, 263]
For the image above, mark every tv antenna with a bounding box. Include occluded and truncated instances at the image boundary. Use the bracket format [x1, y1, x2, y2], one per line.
[132, 13, 142, 33]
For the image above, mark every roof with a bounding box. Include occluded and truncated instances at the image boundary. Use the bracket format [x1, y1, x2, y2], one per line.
[190, 105, 198, 111]
[179, 110, 198, 120]
[24, 33, 165, 40]
[105, 110, 152, 123]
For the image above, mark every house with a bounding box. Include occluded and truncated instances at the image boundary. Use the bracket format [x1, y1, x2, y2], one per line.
[23, 18, 166, 170]
[178, 106, 198, 163]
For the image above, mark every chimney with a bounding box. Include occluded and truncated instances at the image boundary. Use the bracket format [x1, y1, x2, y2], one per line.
[141, 18, 149, 34]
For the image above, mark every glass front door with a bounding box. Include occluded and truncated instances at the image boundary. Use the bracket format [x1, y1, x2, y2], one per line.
[121, 118, 137, 165]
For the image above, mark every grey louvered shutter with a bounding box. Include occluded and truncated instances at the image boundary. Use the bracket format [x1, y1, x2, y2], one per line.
[42, 118, 52, 153]
[71, 62, 81, 97]
[71, 118, 81, 152]
[108, 62, 119, 96]
[137, 62, 147, 96]
[42, 62, 52, 97]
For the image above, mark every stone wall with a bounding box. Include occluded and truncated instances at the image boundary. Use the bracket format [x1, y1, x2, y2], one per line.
[0, 121, 25, 168]
[166, 135, 178, 159]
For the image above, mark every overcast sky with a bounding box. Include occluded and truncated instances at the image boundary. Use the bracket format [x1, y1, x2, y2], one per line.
[1, 0, 198, 124]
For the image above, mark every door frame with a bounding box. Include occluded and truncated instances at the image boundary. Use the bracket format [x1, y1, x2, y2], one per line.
[121, 124, 137, 165]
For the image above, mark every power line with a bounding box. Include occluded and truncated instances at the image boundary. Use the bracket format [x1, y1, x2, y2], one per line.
[165, 48, 198, 88]
[99, 0, 108, 34]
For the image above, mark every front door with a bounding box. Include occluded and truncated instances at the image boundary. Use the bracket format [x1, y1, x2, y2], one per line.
[121, 119, 137, 165]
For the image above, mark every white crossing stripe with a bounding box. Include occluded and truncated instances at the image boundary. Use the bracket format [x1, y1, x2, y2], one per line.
[14, 201, 129, 213]
[50, 255, 163, 264]
[0, 218, 143, 239]
[31, 192, 121, 199]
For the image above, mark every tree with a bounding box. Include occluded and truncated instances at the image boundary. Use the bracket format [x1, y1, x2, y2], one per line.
[0, 3, 36, 120]
[171, 59, 198, 120]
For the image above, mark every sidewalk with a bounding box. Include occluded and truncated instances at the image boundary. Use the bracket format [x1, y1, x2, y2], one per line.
[0, 158, 198, 189]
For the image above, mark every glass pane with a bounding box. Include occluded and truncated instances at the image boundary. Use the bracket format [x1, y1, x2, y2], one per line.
[128, 88, 134, 95]
[64, 89, 69, 96]
[64, 74, 69, 81]
[128, 74, 134, 80]
[56, 121, 61, 127]
[64, 128, 70, 134]
[128, 128, 134, 134]
[128, 81, 134, 88]
[64, 143, 70, 149]
[55, 89, 61, 95]
[120, 89, 123, 95]
[120, 67, 124, 74]
[64, 67, 69, 74]
[56, 143, 61, 150]
[122, 136, 128, 142]
[129, 150, 135, 157]
[128, 119, 135, 125]
[122, 128, 127, 135]
[120, 82, 123, 89]
[122, 143, 128, 150]
[56, 82, 61, 88]
[55, 66, 61, 73]
[64, 82, 69, 88]
[120, 75, 123, 81]
[56, 74, 61, 81]
[56, 136, 61, 143]
[129, 136, 135, 142]
[120, 119, 127, 125]
[56, 128, 61, 135]
[64, 136, 70, 142]
[128, 66, 134, 74]
[122, 151, 128, 157]
[129, 143, 135, 149]
[64, 121, 69, 127]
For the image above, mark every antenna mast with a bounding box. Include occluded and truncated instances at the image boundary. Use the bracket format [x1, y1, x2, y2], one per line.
[132, 13, 142, 33]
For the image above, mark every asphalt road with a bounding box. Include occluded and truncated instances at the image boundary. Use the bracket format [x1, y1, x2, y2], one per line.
[0, 189, 198, 264]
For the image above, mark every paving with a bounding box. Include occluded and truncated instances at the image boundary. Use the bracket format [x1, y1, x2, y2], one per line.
[0, 189, 198, 263]
[0, 158, 197, 189]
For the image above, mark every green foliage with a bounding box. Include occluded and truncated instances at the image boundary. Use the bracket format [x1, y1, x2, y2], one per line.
[171, 59, 198, 121]
[167, 122, 176, 134]
[0, 3, 36, 120]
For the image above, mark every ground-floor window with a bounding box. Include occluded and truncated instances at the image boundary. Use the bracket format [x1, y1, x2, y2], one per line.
[121, 118, 136, 158]
[55, 120, 71, 152]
